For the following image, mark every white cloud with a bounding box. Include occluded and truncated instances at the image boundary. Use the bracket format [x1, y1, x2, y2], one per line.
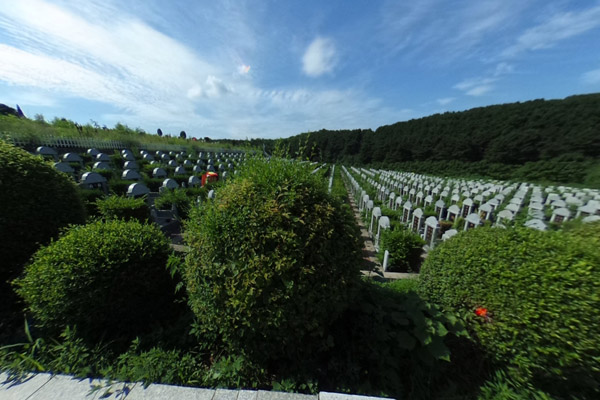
[436, 97, 455, 106]
[0, 0, 405, 139]
[502, 5, 600, 58]
[302, 37, 338, 77]
[582, 68, 600, 85]
[454, 77, 496, 97]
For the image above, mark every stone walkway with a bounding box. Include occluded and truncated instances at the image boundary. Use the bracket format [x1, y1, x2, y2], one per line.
[0, 373, 391, 400]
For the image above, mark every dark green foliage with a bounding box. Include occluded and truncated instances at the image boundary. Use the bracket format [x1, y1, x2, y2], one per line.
[78, 189, 106, 219]
[0, 140, 86, 284]
[418, 225, 600, 399]
[378, 227, 425, 272]
[322, 281, 469, 398]
[381, 278, 419, 294]
[15, 220, 178, 342]
[95, 195, 150, 223]
[108, 179, 132, 195]
[279, 94, 600, 186]
[183, 157, 363, 366]
[154, 188, 204, 220]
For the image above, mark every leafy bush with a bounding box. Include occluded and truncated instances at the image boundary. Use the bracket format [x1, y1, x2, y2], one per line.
[78, 188, 106, 219]
[183, 157, 363, 366]
[95, 195, 150, 223]
[15, 220, 178, 342]
[418, 226, 600, 399]
[0, 140, 86, 283]
[154, 189, 195, 220]
[108, 179, 132, 195]
[322, 281, 468, 398]
[378, 227, 425, 272]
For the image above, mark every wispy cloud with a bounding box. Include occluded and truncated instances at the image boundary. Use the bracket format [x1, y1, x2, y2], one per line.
[501, 4, 600, 58]
[454, 77, 496, 97]
[302, 37, 338, 77]
[582, 67, 600, 85]
[436, 97, 455, 106]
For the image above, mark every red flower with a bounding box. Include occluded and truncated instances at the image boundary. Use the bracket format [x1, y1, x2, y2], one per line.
[475, 307, 488, 317]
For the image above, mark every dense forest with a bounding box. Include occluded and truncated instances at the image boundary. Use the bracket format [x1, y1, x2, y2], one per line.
[277, 94, 600, 187]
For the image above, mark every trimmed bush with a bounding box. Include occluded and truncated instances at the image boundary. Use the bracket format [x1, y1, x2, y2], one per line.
[96, 195, 150, 223]
[0, 140, 86, 283]
[15, 220, 177, 341]
[183, 157, 363, 365]
[418, 226, 600, 398]
[378, 227, 425, 272]
[154, 189, 195, 220]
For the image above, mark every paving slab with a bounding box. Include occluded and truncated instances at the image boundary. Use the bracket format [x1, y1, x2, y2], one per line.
[0, 372, 53, 400]
[320, 391, 393, 400]
[238, 390, 259, 400]
[124, 382, 215, 400]
[258, 390, 317, 400]
[214, 388, 240, 400]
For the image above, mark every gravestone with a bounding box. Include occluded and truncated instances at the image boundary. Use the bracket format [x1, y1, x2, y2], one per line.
[53, 162, 74, 174]
[162, 178, 179, 190]
[79, 172, 107, 193]
[168, 160, 178, 168]
[464, 213, 481, 231]
[153, 168, 167, 178]
[550, 207, 571, 224]
[36, 146, 58, 160]
[87, 148, 100, 157]
[188, 176, 201, 187]
[411, 208, 424, 233]
[174, 166, 186, 175]
[193, 165, 202, 173]
[447, 204, 460, 222]
[496, 209, 514, 225]
[124, 161, 138, 170]
[479, 203, 493, 220]
[442, 229, 458, 241]
[403, 201, 413, 223]
[143, 153, 154, 161]
[375, 216, 390, 250]
[121, 169, 141, 181]
[524, 219, 547, 231]
[424, 216, 439, 247]
[461, 198, 474, 218]
[394, 196, 403, 211]
[93, 161, 111, 170]
[369, 207, 382, 235]
[126, 182, 150, 198]
[62, 153, 82, 164]
[435, 199, 446, 220]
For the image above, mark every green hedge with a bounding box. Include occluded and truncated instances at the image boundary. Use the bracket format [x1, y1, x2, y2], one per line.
[418, 225, 600, 398]
[95, 195, 150, 223]
[15, 220, 178, 342]
[378, 227, 425, 272]
[0, 140, 86, 283]
[183, 157, 363, 366]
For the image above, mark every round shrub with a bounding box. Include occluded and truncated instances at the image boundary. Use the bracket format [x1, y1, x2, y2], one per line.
[96, 195, 150, 223]
[378, 227, 425, 272]
[0, 140, 86, 283]
[183, 158, 363, 364]
[418, 226, 600, 398]
[15, 219, 177, 341]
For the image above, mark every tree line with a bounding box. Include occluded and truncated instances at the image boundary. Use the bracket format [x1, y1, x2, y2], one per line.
[276, 93, 600, 187]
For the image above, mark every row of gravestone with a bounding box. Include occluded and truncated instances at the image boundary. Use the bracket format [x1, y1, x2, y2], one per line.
[355, 166, 600, 227]
[343, 166, 600, 253]
[35, 146, 243, 184]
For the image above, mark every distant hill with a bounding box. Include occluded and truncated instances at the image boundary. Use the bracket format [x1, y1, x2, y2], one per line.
[279, 93, 600, 187]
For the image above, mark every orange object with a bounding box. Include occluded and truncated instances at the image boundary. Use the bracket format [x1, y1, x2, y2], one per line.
[475, 307, 488, 317]
[201, 171, 219, 186]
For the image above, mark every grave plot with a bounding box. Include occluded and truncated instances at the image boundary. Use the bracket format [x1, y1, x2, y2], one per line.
[344, 166, 600, 253]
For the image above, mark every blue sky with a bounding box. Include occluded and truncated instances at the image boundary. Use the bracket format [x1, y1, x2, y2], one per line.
[1, 0, 599, 139]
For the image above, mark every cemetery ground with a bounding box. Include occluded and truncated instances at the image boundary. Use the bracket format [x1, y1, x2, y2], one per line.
[1, 139, 599, 400]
